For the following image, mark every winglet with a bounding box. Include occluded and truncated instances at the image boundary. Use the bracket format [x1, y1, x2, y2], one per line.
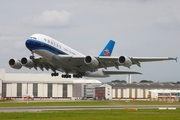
[175, 57, 178, 62]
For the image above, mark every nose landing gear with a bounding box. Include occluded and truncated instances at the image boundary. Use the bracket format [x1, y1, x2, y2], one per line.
[30, 52, 35, 59]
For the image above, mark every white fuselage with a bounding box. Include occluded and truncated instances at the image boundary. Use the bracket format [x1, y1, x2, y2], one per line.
[26, 34, 85, 61]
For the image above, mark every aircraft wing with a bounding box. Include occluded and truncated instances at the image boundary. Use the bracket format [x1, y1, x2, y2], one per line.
[130, 57, 177, 67]
[131, 57, 177, 62]
[56, 55, 122, 72]
[32, 58, 57, 71]
[94, 56, 176, 68]
[56, 55, 177, 72]
[11, 55, 176, 74]
[20, 57, 58, 72]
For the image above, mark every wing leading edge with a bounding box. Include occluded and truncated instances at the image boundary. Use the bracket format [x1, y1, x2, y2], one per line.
[131, 57, 176, 62]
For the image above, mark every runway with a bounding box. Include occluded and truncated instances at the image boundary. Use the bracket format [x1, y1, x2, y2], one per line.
[0, 105, 180, 112]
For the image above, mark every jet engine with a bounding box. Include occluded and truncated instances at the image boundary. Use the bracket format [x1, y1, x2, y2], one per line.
[9, 59, 22, 69]
[118, 56, 132, 68]
[21, 57, 35, 68]
[84, 56, 99, 67]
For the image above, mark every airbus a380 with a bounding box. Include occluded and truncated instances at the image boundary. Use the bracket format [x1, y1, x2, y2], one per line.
[9, 34, 177, 78]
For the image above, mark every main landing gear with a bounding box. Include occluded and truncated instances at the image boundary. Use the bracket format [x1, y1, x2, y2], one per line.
[50, 72, 85, 78]
[61, 74, 71, 78]
[73, 73, 84, 78]
[73, 74, 82, 78]
[61, 73, 85, 78]
[51, 72, 59, 76]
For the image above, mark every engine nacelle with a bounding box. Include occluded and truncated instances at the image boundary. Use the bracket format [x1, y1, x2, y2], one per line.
[85, 69, 109, 77]
[118, 56, 132, 68]
[21, 57, 35, 68]
[9, 59, 22, 69]
[84, 56, 99, 67]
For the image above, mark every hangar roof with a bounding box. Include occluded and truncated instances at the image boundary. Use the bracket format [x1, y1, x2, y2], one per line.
[73, 79, 102, 84]
[0, 69, 101, 84]
[3, 73, 73, 83]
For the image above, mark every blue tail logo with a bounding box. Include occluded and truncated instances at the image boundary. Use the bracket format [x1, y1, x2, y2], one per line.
[99, 40, 115, 56]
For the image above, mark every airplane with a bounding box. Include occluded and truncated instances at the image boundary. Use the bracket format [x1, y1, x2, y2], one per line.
[8, 34, 177, 78]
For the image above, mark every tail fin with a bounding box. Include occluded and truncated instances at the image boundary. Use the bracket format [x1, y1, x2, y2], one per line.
[99, 40, 115, 56]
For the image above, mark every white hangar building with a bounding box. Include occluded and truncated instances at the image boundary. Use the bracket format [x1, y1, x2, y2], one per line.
[95, 82, 180, 100]
[1, 68, 180, 101]
[0, 69, 102, 99]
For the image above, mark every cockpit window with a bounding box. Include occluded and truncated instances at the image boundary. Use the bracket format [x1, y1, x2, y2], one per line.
[31, 37, 37, 40]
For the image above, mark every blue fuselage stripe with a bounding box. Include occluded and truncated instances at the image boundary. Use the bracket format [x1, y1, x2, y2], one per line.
[25, 39, 68, 55]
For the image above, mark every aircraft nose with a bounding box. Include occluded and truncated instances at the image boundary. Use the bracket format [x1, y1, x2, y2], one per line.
[25, 39, 34, 51]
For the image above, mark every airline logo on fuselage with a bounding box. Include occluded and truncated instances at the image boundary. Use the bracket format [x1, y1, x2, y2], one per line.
[103, 49, 110, 56]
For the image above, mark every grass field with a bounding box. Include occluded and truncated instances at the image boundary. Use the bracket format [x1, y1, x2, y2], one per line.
[0, 100, 180, 107]
[0, 109, 180, 120]
[1, 100, 180, 120]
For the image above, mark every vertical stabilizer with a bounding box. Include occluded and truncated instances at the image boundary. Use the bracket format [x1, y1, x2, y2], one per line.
[99, 40, 115, 56]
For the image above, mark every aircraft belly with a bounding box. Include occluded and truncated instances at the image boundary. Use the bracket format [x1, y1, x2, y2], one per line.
[33, 50, 53, 60]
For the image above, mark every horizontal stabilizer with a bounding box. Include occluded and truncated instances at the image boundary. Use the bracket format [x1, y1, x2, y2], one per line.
[103, 70, 142, 75]
[175, 57, 178, 62]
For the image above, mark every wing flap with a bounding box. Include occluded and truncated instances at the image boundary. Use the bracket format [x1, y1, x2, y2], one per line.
[33, 57, 57, 72]
[97, 56, 120, 69]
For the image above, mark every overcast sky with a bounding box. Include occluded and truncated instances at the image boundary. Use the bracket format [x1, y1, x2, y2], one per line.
[0, 0, 179, 82]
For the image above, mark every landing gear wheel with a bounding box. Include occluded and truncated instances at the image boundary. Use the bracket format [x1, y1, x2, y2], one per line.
[73, 73, 84, 78]
[30, 55, 34, 59]
[51, 72, 59, 77]
[61, 74, 71, 78]
[30, 52, 35, 59]
[56, 73, 59, 76]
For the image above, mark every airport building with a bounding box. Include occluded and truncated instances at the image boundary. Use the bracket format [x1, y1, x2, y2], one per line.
[0, 69, 102, 100]
[0, 68, 180, 101]
[95, 83, 180, 100]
